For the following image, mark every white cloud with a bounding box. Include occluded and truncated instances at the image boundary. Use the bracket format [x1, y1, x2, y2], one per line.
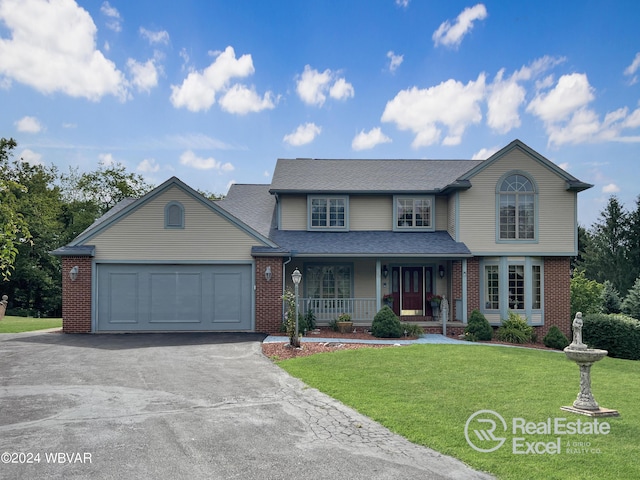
[471, 146, 499, 160]
[352, 127, 392, 150]
[170, 46, 259, 112]
[98, 153, 116, 165]
[139, 27, 169, 45]
[15, 116, 43, 133]
[329, 77, 355, 101]
[100, 1, 121, 32]
[624, 52, 640, 84]
[0, 0, 128, 101]
[283, 123, 321, 146]
[296, 65, 354, 106]
[433, 4, 487, 48]
[387, 51, 403, 73]
[527, 73, 594, 124]
[602, 183, 620, 194]
[381, 74, 486, 148]
[395, 0, 410, 7]
[127, 58, 158, 93]
[557, 162, 570, 171]
[137, 158, 160, 173]
[219, 84, 276, 114]
[526, 73, 640, 145]
[487, 69, 526, 133]
[179, 150, 234, 171]
[19, 148, 43, 165]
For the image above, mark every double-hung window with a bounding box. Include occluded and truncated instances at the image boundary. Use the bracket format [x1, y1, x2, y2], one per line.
[498, 173, 536, 240]
[309, 196, 347, 230]
[394, 196, 434, 231]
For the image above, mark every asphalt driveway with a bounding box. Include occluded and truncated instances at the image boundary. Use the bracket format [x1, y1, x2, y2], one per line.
[0, 331, 492, 480]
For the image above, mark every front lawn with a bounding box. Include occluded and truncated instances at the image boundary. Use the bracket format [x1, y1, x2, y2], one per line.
[0, 316, 62, 333]
[278, 345, 639, 480]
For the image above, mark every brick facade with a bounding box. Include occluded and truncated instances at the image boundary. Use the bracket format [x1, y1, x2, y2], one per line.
[61, 257, 92, 333]
[254, 257, 284, 334]
[540, 256, 572, 339]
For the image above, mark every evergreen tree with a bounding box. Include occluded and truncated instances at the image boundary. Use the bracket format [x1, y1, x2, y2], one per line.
[582, 196, 631, 294]
[600, 280, 622, 314]
[622, 277, 640, 320]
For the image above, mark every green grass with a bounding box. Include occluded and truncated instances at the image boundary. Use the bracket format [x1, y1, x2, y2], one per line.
[278, 345, 639, 480]
[0, 315, 62, 333]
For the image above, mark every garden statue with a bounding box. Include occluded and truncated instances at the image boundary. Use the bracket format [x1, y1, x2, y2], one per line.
[0, 295, 7, 321]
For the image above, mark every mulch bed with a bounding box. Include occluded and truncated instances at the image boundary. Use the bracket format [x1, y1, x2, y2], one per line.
[262, 327, 556, 360]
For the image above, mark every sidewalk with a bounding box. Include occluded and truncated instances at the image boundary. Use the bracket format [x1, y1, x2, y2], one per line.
[263, 333, 474, 345]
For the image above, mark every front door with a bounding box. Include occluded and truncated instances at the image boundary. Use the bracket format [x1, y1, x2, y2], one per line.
[390, 266, 434, 317]
[401, 267, 423, 315]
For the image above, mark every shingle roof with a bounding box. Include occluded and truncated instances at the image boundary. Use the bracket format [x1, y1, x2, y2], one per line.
[216, 184, 276, 238]
[252, 230, 472, 257]
[269, 158, 483, 193]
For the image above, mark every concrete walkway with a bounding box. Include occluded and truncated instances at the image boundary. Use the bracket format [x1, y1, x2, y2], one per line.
[264, 333, 475, 345]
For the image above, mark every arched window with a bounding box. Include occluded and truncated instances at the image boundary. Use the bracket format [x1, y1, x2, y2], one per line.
[165, 202, 184, 229]
[498, 173, 535, 240]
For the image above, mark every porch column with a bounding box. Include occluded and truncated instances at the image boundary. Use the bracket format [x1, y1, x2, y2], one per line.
[376, 258, 381, 310]
[462, 258, 468, 324]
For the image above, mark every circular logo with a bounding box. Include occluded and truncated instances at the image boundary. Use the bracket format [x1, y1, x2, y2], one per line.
[464, 410, 507, 453]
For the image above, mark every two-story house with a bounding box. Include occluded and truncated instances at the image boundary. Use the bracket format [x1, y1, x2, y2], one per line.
[53, 139, 591, 338]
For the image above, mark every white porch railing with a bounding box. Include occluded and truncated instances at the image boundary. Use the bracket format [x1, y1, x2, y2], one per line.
[300, 297, 377, 323]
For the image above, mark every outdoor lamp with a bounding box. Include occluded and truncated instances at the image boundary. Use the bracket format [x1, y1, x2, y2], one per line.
[439, 264, 445, 279]
[291, 268, 302, 347]
[291, 267, 302, 286]
[69, 265, 79, 281]
[382, 265, 389, 278]
[265, 266, 272, 281]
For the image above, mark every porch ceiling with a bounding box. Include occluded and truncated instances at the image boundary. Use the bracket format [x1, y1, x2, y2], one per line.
[252, 230, 472, 257]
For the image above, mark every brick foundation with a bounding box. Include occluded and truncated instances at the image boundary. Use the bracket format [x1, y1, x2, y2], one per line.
[61, 257, 92, 333]
[254, 257, 284, 334]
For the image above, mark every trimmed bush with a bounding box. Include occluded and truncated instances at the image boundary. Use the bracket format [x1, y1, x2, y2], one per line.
[371, 306, 402, 338]
[583, 313, 640, 360]
[401, 323, 424, 337]
[496, 311, 533, 344]
[464, 309, 493, 341]
[543, 326, 570, 350]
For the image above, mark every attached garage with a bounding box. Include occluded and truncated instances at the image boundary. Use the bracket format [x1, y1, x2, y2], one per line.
[52, 177, 279, 334]
[96, 264, 252, 332]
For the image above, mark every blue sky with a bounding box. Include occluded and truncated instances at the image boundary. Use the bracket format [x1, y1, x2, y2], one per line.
[1, 0, 639, 228]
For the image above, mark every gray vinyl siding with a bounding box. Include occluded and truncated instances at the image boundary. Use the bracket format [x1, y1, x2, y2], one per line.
[90, 186, 259, 261]
[435, 196, 448, 231]
[458, 149, 577, 254]
[447, 194, 456, 239]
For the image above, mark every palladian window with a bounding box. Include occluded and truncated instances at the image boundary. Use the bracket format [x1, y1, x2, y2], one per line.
[498, 174, 536, 240]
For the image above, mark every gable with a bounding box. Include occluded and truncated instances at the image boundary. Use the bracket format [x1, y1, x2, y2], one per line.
[72, 178, 273, 261]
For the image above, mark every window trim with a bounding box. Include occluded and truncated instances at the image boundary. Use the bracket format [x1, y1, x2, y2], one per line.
[393, 195, 435, 232]
[307, 195, 349, 231]
[480, 257, 544, 323]
[164, 201, 184, 229]
[495, 171, 538, 243]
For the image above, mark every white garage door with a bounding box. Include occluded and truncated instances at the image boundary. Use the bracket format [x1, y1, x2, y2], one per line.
[96, 264, 252, 332]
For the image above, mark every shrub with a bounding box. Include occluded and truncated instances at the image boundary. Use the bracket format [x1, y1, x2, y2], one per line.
[303, 309, 317, 331]
[583, 313, 640, 360]
[464, 309, 493, 341]
[496, 311, 533, 344]
[543, 326, 570, 350]
[401, 323, 424, 337]
[570, 269, 603, 319]
[328, 318, 339, 332]
[371, 306, 402, 338]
